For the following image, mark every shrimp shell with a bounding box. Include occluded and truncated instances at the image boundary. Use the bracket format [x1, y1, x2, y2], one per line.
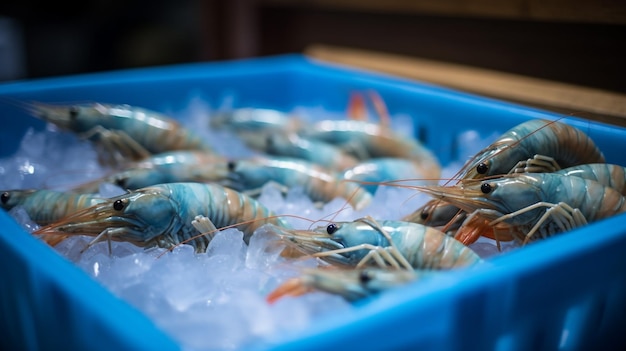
[34, 182, 291, 253]
[269, 217, 482, 270]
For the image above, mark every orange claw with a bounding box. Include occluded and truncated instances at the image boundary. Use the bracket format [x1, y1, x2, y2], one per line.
[454, 215, 516, 247]
[266, 277, 313, 304]
[347, 92, 368, 121]
[454, 215, 490, 245]
[367, 90, 391, 128]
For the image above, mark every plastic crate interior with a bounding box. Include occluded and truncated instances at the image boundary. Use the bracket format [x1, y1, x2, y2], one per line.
[1, 55, 625, 351]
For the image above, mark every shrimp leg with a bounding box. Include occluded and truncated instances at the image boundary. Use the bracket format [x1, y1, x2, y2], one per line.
[191, 214, 219, 234]
[509, 154, 562, 174]
[81, 126, 152, 164]
[487, 201, 587, 244]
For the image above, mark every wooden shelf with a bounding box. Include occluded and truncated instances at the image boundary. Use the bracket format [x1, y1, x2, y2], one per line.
[306, 44, 626, 127]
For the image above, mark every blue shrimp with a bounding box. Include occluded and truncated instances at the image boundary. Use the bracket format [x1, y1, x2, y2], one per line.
[268, 216, 482, 269]
[226, 156, 373, 211]
[33, 182, 291, 253]
[299, 119, 441, 180]
[29, 102, 215, 165]
[417, 172, 626, 244]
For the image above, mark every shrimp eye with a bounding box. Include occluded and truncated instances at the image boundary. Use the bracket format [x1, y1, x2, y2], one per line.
[480, 183, 493, 194]
[69, 106, 79, 119]
[420, 210, 429, 220]
[1, 192, 10, 204]
[227, 160, 237, 171]
[326, 223, 338, 235]
[113, 199, 125, 211]
[476, 163, 489, 174]
[114, 177, 128, 188]
[359, 270, 373, 284]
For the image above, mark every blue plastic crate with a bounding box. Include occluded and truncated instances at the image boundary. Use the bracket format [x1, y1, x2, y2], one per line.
[1, 54, 626, 351]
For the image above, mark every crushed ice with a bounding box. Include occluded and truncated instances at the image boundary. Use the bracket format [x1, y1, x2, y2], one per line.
[0, 97, 512, 350]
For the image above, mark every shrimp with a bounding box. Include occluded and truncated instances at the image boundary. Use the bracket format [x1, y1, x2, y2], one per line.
[455, 119, 605, 180]
[413, 164, 626, 245]
[267, 216, 482, 270]
[237, 131, 361, 171]
[209, 107, 303, 133]
[226, 156, 373, 211]
[1, 189, 105, 226]
[267, 267, 433, 303]
[298, 119, 441, 180]
[33, 182, 291, 253]
[1, 189, 107, 246]
[414, 119, 606, 231]
[71, 150, 230, 193]
[416, 172, 626, 245]
[28, 102, 215, 165]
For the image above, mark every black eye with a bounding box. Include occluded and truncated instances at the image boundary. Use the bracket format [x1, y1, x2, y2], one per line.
[1, 192, 10, 204]
[420, 210, 429, 220]
[326, 223, 338, 235]
[227, 160, 237, 171]
[476, 163, 488, 174]
[69, 106, 79, 119]
[114, 177, 127, 188]
[113, 199, 125, 211]
[481, 183, 492, 194]
[359, 270, 373, 284]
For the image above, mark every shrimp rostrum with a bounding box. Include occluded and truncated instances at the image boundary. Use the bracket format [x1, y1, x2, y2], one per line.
[34, 182, 291, 253]
[417, 172, 626, 245]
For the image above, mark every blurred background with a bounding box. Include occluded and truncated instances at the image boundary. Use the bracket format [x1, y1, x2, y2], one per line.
[1, 0, 625, 93]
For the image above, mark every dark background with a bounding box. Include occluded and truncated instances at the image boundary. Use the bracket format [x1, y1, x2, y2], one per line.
[1, 0, 625, 92]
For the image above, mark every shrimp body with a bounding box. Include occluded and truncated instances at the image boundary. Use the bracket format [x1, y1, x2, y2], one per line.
[238, 131, 360, 171]
[410, 163, 626, 238]
[227, 156, 373, 210]
[34, 182, 291, 253]
[1, 189, 105, 226]
[457, 119, 605, 180]
[299, 119, 441, 179]
[554, 163, 626, 195]
[130, 150, 226, 169]
[270, 217, 481, 269]
[209, 108, 303, 133]
[72, 151, 229, 192]
[418, 173, 626, 243]
[31, 102, 214, 163]
[267, 267, 433, 303]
